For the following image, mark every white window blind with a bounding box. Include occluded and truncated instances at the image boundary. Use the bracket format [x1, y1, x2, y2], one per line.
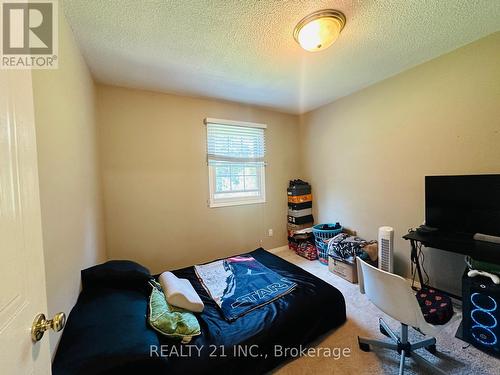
[205, 118, 266, 207]
[207, 123, 265, 164]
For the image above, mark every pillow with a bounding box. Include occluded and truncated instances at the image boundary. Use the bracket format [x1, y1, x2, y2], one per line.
[81, 260, 151, 291]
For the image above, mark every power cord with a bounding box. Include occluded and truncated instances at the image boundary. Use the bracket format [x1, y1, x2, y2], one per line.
[408, 228, 430, 289]
[417, 241, 430, 286]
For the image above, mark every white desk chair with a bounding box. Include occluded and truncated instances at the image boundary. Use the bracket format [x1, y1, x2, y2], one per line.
[357, 257, 456, 375]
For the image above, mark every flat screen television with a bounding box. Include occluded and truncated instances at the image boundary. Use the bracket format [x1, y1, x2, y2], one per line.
[425, 174, 500, 236]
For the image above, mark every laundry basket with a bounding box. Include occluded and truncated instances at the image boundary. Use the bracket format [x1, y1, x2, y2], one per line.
[312, 223, 343, 264]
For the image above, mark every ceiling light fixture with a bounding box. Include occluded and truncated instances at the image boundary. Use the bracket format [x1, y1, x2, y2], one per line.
[293, 9, 346, 52]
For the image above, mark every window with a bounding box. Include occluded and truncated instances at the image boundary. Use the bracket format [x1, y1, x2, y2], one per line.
[205, 118, 266, 207]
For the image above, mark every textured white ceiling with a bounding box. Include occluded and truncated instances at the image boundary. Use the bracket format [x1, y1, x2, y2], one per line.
[63, 0, 500, 114]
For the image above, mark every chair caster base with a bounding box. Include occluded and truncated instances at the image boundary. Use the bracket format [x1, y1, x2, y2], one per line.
[358, 337, 371, 352]
[359, 342, 370, 352]
[379, 324, 390, 337]
[425, 344, 437, 354]
[358, 322, 446, 375]
[397, 348, 412, 357]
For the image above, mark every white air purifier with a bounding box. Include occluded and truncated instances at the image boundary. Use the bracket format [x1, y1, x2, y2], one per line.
[378, 226, 394, 273]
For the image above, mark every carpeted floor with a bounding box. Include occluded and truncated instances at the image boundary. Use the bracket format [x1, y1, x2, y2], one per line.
[270, 247, 500, 375]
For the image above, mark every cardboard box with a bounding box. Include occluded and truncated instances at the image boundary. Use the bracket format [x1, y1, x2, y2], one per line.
[328, 256, 358, 283]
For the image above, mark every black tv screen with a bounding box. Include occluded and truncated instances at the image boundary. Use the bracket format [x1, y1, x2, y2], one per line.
[425, 174, 500, 236]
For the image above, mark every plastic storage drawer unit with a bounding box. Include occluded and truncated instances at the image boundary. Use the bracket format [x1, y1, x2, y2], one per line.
[288, 214, 314, 225]
[287, 184, 311, 196]
[288, 194, 312, 204]
[288, 201, 312, 210]
[288, 208, 313, 217]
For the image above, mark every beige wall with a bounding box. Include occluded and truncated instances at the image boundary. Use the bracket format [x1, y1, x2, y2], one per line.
[97, 85, 300, 272]
[299, 32, 500, 296]
[32, 9, 106, 355]
[30, 14, 498, 351]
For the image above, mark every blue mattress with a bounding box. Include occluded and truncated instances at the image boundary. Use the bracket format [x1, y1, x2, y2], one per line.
[53, 248, 346, 374]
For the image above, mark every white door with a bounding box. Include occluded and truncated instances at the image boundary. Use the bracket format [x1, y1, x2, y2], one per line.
[0, 69, 51, 374]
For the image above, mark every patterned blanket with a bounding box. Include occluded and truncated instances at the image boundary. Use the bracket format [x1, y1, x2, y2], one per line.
[194, 255, 297, 321]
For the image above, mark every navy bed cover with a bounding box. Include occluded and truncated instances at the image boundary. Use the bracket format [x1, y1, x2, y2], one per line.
[53, 248, 346, 374]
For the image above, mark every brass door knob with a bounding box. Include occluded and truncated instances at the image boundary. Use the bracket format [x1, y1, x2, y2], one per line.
[31, 312, 66, 342]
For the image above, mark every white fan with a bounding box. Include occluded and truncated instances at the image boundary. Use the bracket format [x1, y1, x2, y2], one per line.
[378, 226, 394, 273]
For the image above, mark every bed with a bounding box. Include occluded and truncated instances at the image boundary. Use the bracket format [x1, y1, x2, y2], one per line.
[53, 248, 346, 374]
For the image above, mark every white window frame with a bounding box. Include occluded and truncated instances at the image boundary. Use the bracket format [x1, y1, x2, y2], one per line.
[205, 118, 267, 208]
[208, 164, 266, 208]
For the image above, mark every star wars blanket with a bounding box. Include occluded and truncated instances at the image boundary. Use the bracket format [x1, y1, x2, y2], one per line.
[194, 255, 297, 321]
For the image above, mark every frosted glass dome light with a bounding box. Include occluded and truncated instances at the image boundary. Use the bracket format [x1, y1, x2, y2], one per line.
[294, 10, 346, 52]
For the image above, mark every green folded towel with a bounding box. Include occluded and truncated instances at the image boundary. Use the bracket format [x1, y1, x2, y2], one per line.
[148, 281, 201, 343]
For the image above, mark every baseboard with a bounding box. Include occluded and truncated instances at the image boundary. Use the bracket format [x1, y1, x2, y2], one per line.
[267, 245, 289, 254]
